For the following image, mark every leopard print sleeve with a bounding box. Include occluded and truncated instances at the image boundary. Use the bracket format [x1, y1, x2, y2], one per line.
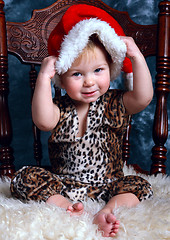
[103, 89, 131, 133]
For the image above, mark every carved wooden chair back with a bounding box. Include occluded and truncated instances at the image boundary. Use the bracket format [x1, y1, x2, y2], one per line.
[0, 0, 169, 177]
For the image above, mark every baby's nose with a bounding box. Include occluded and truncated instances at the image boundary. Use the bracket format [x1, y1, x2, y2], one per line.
[83, 75, 95, 87]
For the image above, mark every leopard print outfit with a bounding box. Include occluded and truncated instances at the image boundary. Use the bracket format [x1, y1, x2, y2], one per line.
[10, 90, 153, 203]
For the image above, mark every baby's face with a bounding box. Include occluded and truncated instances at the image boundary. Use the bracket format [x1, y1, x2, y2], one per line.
[61, 45, 110, 107]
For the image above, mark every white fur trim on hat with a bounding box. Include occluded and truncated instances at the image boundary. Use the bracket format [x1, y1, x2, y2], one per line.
[124, 72, 133, 91]
[52, 18, 127, 87]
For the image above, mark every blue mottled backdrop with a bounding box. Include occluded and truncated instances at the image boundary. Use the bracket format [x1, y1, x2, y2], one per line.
[4, 0, 170, 174]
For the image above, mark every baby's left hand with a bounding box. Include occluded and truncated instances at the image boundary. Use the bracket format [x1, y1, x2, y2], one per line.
[120, 36, 143, 61]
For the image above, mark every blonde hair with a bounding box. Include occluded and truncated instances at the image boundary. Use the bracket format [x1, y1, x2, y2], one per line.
[75, 34, 112, 66]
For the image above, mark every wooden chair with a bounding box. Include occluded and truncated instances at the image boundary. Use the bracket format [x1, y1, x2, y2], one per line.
[0, 0, 169, 178]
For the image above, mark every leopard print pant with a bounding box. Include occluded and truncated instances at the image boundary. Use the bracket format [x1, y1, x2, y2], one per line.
[10, 166, 153, 203]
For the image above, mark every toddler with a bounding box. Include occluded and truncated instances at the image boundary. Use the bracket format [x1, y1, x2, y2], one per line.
[11, 4, 153, 237]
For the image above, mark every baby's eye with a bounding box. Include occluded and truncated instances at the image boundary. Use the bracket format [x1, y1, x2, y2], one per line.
[94, 68, 102, 73]
[73, 72, 82, 77]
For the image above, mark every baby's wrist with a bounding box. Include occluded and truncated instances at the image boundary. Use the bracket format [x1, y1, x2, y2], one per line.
[129, 51, 145, 63]
[38, 71, 52, 82]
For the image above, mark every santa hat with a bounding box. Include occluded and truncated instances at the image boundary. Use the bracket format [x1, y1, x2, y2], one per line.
[48, 4, 133, 90]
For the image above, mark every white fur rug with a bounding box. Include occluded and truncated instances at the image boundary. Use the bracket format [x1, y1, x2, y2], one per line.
[0, 165, 170, 240]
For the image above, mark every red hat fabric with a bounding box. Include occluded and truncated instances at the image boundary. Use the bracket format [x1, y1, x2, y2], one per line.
[48, 4, 133, 89]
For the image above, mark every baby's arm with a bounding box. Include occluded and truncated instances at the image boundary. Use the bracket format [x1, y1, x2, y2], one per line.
[121, 36, 153, 115]
[32, 56, 60, 131]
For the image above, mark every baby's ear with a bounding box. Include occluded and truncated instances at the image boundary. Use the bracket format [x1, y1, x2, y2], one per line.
[51, 73, 62, 89]
[60, 80, 65, 89]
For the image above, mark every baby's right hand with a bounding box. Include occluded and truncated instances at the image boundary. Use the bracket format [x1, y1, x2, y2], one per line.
[39, 56, 57, 80]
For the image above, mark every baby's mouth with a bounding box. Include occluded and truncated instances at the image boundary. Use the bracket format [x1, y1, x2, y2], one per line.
[82, 91, 97, 96]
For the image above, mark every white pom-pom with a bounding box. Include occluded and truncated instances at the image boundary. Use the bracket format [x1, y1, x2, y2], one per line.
[124, 72, 133, 91]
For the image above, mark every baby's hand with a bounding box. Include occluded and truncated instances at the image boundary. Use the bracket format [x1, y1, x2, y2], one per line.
[39, 56, 57, 80]
[120, 36, 142, 61]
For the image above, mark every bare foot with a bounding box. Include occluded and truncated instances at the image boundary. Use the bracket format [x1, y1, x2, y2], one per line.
[67, 202, 84, 216]
[93, 212, 120, 237]
[46, 194, 84, 216]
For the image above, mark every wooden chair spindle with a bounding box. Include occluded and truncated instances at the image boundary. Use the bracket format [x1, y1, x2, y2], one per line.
[151, 1, 170, 175]
[29, 64, 42, 166]
[0, 0, 15, 177]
